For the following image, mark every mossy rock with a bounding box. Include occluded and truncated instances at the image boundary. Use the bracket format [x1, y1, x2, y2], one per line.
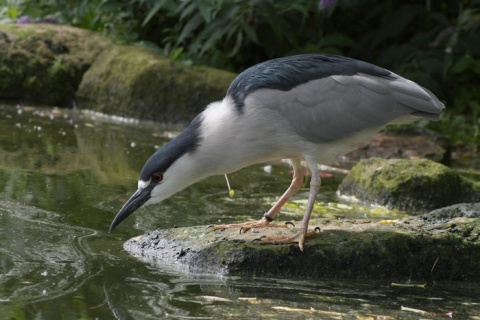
[0, 24, 112, 106]
[76, 45, 236, 122]
[337, 158, 480, 211]
[124, 203, 480, 281]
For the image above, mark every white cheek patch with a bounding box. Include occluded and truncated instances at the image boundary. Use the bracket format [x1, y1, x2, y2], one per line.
[138, 179, 151, 189]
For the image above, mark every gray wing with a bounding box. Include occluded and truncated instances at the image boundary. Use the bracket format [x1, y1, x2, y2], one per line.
[246, 73, 444, 142]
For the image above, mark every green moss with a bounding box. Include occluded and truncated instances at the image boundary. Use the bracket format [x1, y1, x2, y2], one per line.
[77, 45, 236, 122]
[24, 75, 37, 86]
[48, 57, 65, 76]
[2, 23, 233, 116]
[339, 158, 480, 212]
[0, 24, 112, 106]
[125, 210, 480, 280]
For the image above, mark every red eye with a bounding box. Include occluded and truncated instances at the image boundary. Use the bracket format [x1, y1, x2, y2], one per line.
[152, 173, 164, 183]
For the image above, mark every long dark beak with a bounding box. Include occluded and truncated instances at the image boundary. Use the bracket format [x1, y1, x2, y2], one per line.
[109, 187, 152, 232]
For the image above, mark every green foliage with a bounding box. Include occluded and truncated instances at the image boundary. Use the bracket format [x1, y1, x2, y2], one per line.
[0, 0, 141, 40]
[1, 0, 480, 148]
[140, 0, 480, 149]
[0, 0, 23, 23]
[137, 0, 329, 69]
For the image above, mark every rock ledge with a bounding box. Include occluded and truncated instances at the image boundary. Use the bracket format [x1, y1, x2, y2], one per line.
[124, 203, 480, 281]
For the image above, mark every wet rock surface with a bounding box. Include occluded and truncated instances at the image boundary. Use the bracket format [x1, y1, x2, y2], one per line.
[124, 203, 480, 281]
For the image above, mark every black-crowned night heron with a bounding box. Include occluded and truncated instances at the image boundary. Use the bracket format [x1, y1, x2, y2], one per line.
[109, 54, 444, 250]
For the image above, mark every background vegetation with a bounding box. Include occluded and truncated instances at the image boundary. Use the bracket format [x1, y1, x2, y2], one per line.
[1, 0, 479, 148]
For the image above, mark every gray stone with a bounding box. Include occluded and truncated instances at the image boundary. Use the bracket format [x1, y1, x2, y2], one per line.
[124, 203, 480, 280]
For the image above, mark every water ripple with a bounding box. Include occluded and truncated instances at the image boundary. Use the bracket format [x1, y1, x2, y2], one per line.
[0, 199, 100, 303]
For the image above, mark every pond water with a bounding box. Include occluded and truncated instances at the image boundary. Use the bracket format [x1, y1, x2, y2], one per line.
[1, 104, 479, 319]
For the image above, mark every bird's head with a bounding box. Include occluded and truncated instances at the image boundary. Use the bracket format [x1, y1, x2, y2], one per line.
[109, 115, 204, 232]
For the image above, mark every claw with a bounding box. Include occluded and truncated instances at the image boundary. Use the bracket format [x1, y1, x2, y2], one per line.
[252, 235, 267, 243]
[303, 226, 322, 239]
[285, 221, 295, 228]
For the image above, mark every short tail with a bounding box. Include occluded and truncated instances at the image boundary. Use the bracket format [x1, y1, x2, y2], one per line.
[392, 77, 445, 121]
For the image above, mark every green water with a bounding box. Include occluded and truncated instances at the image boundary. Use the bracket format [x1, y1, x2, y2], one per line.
[0, 105, 479, 319]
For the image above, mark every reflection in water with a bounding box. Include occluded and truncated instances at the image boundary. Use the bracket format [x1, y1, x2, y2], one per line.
[101, 264, 480, 319]
[0, 200, 98, 305]
[0, 105, 479, 319]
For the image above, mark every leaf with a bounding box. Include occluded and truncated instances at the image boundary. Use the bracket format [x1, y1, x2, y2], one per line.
[452, 55, 475, 73]
[319, 47, 343, 55]
[369, 5, 423, 50]
[242, 23, 259, 45]
[473, 61, 480, 75]
[196, 0, 212, 23]
[457, 8, 477, 28]
[321, 33, 356, 48]
[290, 2, 310, 16]
[177, 13, 203, 44]
[7, 6, 19, 19]
[430, 12, 450, 26]
[258, 0, 282, 39]
[461, 9, 480, 32]
[418, 56, 443, 75]
[199, 28, 224, 55]
[179, 2, 199, 21]
[375, 44, 416, 67]
[228, 28, 243, 57]
[142, 0, 169, 27]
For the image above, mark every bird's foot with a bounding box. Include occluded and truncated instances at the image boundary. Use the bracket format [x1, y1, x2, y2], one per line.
[252, 227, 321, 251]
[207, 218, 294, 234]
